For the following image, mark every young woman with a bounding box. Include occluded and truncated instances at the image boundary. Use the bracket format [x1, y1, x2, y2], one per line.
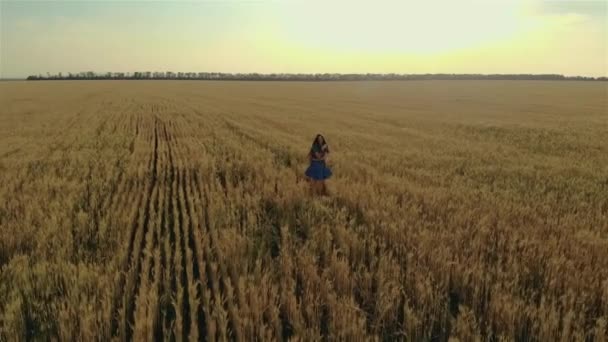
[305, 134, 332, 195]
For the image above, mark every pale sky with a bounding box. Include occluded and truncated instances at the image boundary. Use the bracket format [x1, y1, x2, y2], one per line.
[1, 0, 606, 78]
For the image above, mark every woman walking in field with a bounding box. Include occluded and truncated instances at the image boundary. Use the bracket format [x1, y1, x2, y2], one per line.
[305, 134, 332, 195]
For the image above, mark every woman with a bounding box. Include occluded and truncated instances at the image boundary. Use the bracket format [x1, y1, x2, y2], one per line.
[305, 134, 332, 195]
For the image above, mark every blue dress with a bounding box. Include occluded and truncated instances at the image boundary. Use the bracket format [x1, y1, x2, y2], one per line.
[305, 145, 332, 180]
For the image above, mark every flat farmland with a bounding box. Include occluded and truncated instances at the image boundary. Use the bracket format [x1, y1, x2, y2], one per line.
[0, 80, 606, 341]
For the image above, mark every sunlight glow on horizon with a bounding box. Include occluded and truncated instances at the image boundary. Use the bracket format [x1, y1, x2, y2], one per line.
[1, 0, 606, 78]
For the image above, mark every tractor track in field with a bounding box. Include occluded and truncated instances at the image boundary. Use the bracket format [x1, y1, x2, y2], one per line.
[107, 112, 165, 339]
[169, 117, 212, 341]
[122, 115, 160, 341]
[108, 111, 214, 341]
[108, 111, 150, 338]
[167, 120, 193, 341]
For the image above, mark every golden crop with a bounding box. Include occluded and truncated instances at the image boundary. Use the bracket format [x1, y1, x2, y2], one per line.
[0, 80, 606, 341]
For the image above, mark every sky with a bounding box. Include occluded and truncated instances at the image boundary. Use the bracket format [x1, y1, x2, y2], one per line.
[0, 0, 606, 78]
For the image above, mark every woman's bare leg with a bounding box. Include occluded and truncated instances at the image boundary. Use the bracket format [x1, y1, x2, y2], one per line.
[309, 179, 318, 195]
[321, 181, 328, 196]
[314, 180, 321, 195]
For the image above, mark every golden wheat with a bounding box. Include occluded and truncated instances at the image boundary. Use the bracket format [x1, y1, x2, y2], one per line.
[0, 80, 606, 341]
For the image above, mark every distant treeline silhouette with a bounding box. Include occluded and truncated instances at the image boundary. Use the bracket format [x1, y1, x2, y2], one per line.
[26, 71, 607, 81]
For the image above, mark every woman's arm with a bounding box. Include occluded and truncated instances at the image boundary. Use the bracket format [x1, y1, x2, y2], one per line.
[310, 145, 329, 161]
[322, 146, 329, 163]
[316, 151, 330, 161]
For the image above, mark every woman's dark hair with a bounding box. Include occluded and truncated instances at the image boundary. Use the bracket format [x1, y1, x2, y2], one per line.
[311, 134, 329, 153]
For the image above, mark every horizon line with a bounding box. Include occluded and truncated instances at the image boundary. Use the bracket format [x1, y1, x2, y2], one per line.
[16, 71, 608, 82]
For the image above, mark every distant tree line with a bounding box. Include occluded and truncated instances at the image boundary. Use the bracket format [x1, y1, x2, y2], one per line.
[26, 71, 607, 81]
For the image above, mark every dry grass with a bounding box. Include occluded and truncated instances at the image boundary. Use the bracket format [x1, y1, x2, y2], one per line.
[0, 80, 606, 341]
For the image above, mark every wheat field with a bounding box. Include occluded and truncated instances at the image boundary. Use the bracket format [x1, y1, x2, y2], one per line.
[0, 80, 606, 341]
